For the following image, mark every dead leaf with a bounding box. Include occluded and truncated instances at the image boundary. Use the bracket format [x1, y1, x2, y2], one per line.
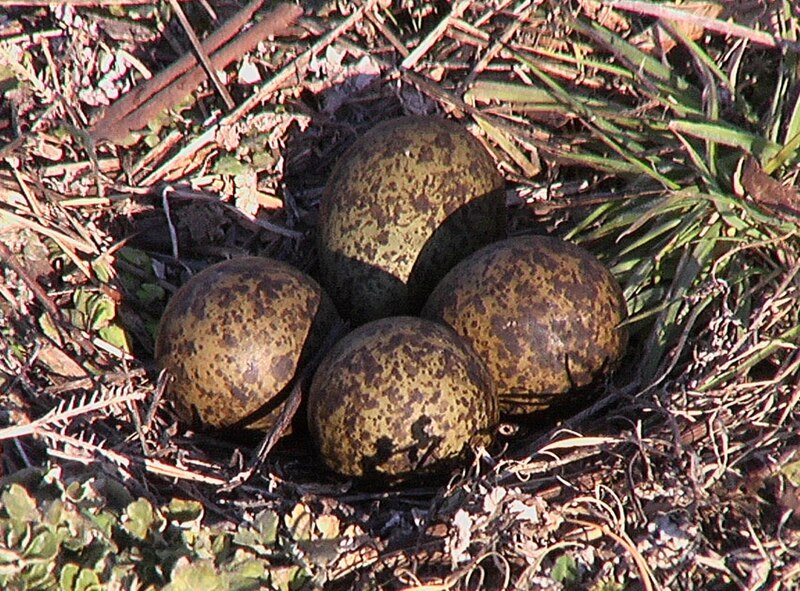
[37, 342, 87, 378]
[580, 0, 631, 32]
[315, 514, 341, 539]
[285, 502, 314, 540]
[739, 157, 800, 217]
[630, 1, 724, 55]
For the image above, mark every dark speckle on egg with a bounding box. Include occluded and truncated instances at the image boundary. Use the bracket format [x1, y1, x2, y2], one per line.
[422, 236, 628, 416]
[307, 316, 497, 484]
[155, 256, 339, 432]
[317, 115, 506, 325]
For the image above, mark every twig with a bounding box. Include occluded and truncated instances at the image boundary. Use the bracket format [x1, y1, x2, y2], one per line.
[0, 205, 96, 254]
[606, 0, 800, 53]
[153, 186, 305, 239]
[0, 241, 98, 356]
[219, 379, 304, 492]
[457, 1, 533, 94]
[0, 387, 148, 441]
[140, 0, 380, 184]
[567, 517, 658, 591]
[90, 2, 302, 143]
[167, 0, 235, 111]
[0, 0, 192, 4]
[400, 0, 470, 70]
[161, 186, 180, 259]
[221, 319, 349, 492]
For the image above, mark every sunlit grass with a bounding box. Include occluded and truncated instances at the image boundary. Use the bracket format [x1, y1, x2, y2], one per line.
[496, 5, 800, 388]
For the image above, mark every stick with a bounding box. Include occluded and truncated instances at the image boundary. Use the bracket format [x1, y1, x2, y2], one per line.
[140, 0, 379, 184]
[90, 2, 302, 143]
[607, 0, 800, 53]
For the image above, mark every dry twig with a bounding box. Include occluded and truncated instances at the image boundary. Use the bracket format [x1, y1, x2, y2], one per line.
[89, 2, 302, 143]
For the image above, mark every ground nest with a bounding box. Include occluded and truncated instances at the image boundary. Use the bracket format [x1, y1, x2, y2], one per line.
[1, 1, 799, 589]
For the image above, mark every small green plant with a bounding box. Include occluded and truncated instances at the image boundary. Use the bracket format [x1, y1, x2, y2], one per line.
[551, 553, 580, 585]
[0, 468, 351, 590]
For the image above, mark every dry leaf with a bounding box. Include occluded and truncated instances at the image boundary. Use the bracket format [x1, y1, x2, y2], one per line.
[315, 514, 341, 540]
[285, 502, 313, 540]
[37, 343, 87, 378]
[630, 1, 724, 54]
[740, 156, 800, 217]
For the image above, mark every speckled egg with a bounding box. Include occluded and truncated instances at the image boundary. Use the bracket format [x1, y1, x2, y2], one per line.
[317, 115, 506, 325]
[307, 316, 497, 483]
[155, 257, 339, 431]
[421, 236, 628, 416]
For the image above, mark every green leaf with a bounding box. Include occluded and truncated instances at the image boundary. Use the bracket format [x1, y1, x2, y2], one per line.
[2, 484, 39, 523]
[38, 312, 63, 345]
[91, 259, 114, 284]
[166, 499, 203, 526]
[225, 557, 265, 580]
[781, 460, 800, 486]
[570, 18, 700, 114]
[144, 133, 161, 148]
[123, 499, 156, 540]
[93, 476, 135, 511]
[669, 120, 781, 163]
[44, 498, 65, 526]
[251, 150, 277, 170]
[213, 156, 249, 176]
[224, 556, 266, 591]
[232, 511, 279, 555]
[59, 562, 80, 591]
[99, 325, 131, 353]
[466, 80, 562, 105]
[71, 289, 93, 319]
[165, 561, 226, 591]
[511, 49, 680, 188]
[764, 128, 800, 174]
[136, 283, 166, 306]
[119, 247, 152, 268]
[551, 553, 579, 584]
[88, 295, 116, 329]
[699, 323, 800, 390]
[59, 563, 102, 591]
[253, 511, 278, 545]
[638, 221, 723, 382]
[20, 561, 54, 589]
[267, 565, 303, 591]
[74, 567, 101, 591]
[23, 529, 58, 560]
[0, 547, 21, 564]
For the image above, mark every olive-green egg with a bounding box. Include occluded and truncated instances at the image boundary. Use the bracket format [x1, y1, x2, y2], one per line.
[307, 316, 498, 484]
[421, 236, 628, 416]
[317, 115, 506, 325]
[155, 257, 339, 431]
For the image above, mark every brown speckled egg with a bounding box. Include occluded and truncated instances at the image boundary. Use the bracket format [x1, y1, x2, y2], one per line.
[421, 236, 628, 416]
[155, 257, 339, 431]
[307, 316, 497, 484]
[317, 115, 506, 325]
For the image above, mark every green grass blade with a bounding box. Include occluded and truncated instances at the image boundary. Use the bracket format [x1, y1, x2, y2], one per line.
[638, 220, 723, 382]
[764, 128, 800, 173]
[512, 50, 681, 189]
[669, 120, 783, 163]
[569, 18, 701, 114]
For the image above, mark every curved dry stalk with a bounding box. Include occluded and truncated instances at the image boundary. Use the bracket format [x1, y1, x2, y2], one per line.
[568, 517, 659, 591]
